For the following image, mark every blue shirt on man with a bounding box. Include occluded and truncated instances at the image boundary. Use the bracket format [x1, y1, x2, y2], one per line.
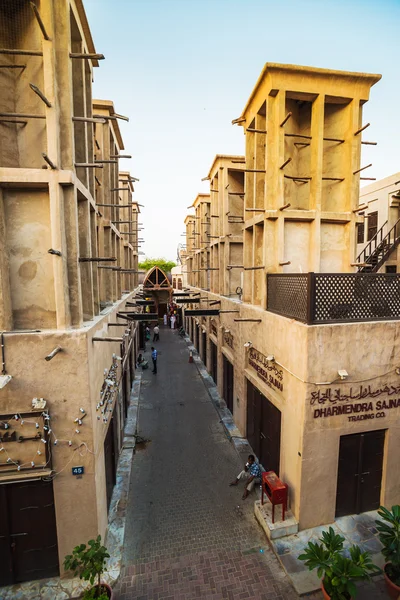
[151, 348, 157, 360]
[248, 462, 261, 479]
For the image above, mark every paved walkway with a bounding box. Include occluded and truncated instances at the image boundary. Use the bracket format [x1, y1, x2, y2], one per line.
[116, 326, 315, 600]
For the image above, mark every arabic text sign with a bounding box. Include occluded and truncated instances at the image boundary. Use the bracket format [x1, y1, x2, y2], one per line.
[248, 348, 283, 393]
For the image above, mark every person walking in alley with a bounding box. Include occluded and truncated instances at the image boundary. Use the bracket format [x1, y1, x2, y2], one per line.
[153, 324, 160, 342]
[229, 454, 261, 499]
[151, 346, 158, 374]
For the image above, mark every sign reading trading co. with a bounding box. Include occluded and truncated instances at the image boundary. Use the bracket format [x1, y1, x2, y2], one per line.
[311, 384, 400, 421]
[248, 348, 283, 392]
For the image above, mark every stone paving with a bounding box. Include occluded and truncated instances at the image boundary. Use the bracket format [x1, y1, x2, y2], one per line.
[117, 326, 319, 600]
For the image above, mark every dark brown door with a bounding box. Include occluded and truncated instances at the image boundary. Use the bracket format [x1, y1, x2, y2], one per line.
[211, 342, 218, 385]
[223, 356, 234, 413]
[261, 399, 281, 475]
[246, 380, 281, 474]
[202, 331, 207, 365]
[336, 429, 385, 517]
[104, 416, 117, 512]
[367, 211, 378, 241]
[0, 480, 59, 586]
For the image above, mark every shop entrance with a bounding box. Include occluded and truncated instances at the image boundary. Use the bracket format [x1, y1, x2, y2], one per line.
[246, 380, 281, 474]
[104, 412, 118, 512]
[211, 341, 218, 385]
[0, 479, 59, 586]
[202, 331, 207, 366]
[335, 429, 385, 517]
[223, 355, 234, 413]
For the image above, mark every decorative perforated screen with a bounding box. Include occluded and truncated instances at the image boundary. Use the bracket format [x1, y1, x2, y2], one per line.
[267, 273, 400, 324]
[313, 273, 400, 323]
[266, 274, 308, 322]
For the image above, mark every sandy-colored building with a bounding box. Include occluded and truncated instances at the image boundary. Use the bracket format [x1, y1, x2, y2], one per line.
[0, 0, 142, 587]
[355, 172, 400, 273]
[183, 64, 400, 532]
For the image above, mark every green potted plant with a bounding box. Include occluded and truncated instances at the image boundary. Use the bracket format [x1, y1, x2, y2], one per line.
[299, 527, 380, 599]
[64, 535, 113, 600]
[376, 505, 400, 598]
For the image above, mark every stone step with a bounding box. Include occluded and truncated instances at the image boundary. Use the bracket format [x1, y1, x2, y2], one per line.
[254, 499, 299, 540]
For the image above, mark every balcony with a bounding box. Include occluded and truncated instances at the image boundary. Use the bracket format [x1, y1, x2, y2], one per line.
[266, 273, 400, 324]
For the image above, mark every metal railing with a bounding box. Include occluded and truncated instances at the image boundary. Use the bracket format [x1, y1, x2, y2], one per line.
[356, 217, 400, 272]
[267, 272, 400, 324]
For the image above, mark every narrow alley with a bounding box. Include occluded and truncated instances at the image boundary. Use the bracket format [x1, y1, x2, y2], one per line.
[116, 326, 306, 600]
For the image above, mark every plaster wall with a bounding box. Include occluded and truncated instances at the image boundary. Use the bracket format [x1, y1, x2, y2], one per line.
[3, 188, 56, 329]
[185, 287, 400, 530]
[0, 292, 138, 574]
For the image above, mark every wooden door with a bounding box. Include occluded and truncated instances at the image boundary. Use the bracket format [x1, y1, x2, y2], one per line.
[246, 380, 281, 473]
[335, 429, 385, 517]
[223, 356, 234, 413]
[211, 342, 218, 385]
[202, 331, 207, 366]
[260, 399, 281, 475]
[0, 480, 59, 586]
[246, 382, 261, 459]
[104, 416, 117, 512]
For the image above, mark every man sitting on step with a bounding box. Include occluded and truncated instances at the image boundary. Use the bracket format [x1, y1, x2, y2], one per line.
[229, 454, 261, 500]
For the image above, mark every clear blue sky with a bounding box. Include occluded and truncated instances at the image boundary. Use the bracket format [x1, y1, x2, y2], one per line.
[85, 0, 400, 262]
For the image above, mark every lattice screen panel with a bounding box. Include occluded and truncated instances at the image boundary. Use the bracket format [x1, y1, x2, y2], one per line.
[267, 274, 308, 322]
[313, 274, 400, 323]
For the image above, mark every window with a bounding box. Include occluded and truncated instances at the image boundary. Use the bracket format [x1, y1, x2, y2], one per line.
[367, 212, 378, 241]
[386, 265, 397, 274]
[357, 222, 365, 244]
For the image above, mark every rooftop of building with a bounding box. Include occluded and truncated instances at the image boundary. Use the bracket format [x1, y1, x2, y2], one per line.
[359, 172, 400, 199]
[93, 99, 125, 150]
[240, 62, 382, 119]
[207, 154, 246, 179]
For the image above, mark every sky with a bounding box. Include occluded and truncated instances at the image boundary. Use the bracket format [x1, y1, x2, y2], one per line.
[85, 0, 400, 262]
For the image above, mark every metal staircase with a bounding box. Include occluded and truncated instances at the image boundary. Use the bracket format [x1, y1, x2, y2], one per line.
[355, 217, 400, 272]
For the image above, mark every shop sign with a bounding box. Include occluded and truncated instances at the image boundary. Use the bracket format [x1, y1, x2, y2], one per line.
[210, 321, 218, 337]
[248, 348, 283, 392]
[310, 384, 400, 421]
[224, 330, 234, 349]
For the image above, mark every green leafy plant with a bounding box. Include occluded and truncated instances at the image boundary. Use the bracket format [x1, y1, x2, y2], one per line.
[64, 535, 110, 599]
[298, 526, 380, 599]
[138, 257, 176, 275]
[376, 505, 400, 586]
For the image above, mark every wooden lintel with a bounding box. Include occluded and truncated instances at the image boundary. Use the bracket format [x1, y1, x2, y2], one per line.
[79, 257, 117, 262]
[30, 2, 51, 40]
[0, 112, 45, 119]
[233, 319, 262, 322]
[353, 163, 372, 175]
[75, 163, 103, 168]
[29, 83, 51, 107]
[42, 153, 56, 169]
[92, 337, 123, 342]
[280, 112, 292, 127]
[72, 116, 106, 124]
[354, 123, 370, 136]
[246, 128, 267, 134]
[244, 266, 264, 270]
[94, 160, 118, 164]
[70, 53, 105, 60]
[0, 48, 42, 56]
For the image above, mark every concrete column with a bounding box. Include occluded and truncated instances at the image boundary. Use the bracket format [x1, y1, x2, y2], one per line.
[49, 176, 72, 328]
[0, 189, 13, 330]
[309, 94, 325, 272]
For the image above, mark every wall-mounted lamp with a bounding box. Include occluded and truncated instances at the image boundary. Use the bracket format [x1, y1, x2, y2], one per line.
[338, 369, 349, 380]
[244, 341, 252, 349]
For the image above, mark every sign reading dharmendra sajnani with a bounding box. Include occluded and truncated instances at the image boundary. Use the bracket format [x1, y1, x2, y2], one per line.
[311, 384, 400, 422]
[248, 348, 283, 392]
